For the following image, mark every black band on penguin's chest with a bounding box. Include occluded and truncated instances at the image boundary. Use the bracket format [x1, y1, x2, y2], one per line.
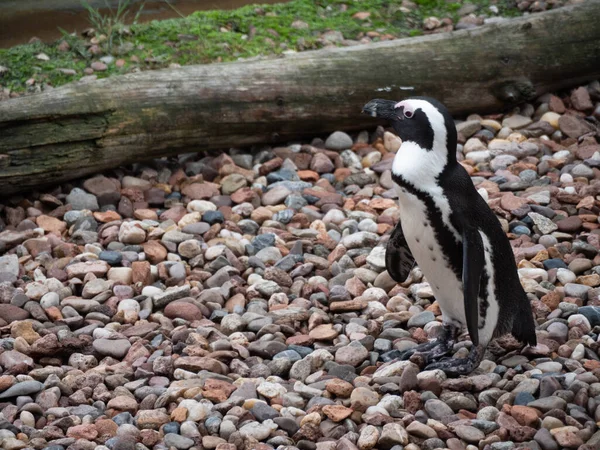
[393, 173, 463, 279]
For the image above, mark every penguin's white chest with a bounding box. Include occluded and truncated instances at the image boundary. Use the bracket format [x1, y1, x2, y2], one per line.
[396, 187, 500, 345]
[397, 190, 466, 325]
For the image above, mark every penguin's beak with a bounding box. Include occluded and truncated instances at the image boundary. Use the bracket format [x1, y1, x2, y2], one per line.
[362, 99, 398, 119]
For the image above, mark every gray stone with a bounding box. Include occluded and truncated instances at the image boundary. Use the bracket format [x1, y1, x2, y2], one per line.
[255, 247, 282, 265]
[249, 341, 287, 358]
[502, 115, 533, 129]
[0, 254, 19, 282]
[374, 338, 392, 353]
[528, 212, 558, 234]
[398, 363, 419, 393]
[263, 186, 292, 206]
[578, 306, 600, 327]
[527, 396, 566, 412]
[162, 230, 194, 244]
[254, 280, 281, 297]
[454, 425, 484, 443]
[239, 420, 276, 440]
[335, 342, 369, 367]
[456, 120, 482, 138]
[169, 262, 186, 281]
[340, 232, 379, 249]
[273, 417, 299, 436]
[564, 283, 590, 299]
[153, 285, 191, 308]
[0, 350, 33, 370]
[92, 339, 131, 359]
[424, 399, 454, 420]
[164, 433, 194, 450]
[0, 381, 44, 399]
[366, 247, 386, 271]
[325, 131, 353, 150]
[66, 188, 99, 211]
[221, 314, 244, 334]
[407, 311, 435, 328]
[290, 359, 312, 382]
[378, 422, 408, 447]
[178, 240, 203, 259]
[534, 427, 559, 450]
[69, 404, 103, 419]
[571, 163, 594, 178]
[536, 361, 562, 373]
[250, 402, 280, 422]
[221, 173, 247, 195]
[182, 222, 210, 235]
[546, 322, 568, 344]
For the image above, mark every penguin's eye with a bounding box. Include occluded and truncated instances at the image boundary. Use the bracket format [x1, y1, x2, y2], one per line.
[404, 109, 414, 119]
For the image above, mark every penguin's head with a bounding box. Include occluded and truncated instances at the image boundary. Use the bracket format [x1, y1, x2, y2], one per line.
[362, 96, 458, 186]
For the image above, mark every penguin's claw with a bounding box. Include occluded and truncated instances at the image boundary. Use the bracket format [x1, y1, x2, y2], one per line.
[380, 349, 405, 363]
[424, 358, 475, 376]
[380, 325, 460, 365]
[380, 347, 418, 363]
[380, 339, 450, 364]
[416, 345, 453, 365]
[424, 345, 484, 377]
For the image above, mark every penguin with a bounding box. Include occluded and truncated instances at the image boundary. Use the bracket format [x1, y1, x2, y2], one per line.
[362, 97, 537, 375]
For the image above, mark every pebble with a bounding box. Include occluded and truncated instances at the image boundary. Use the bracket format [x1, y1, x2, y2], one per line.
[239, 420, 277, 440]
[164, 433, 194, 449]
[325, 131, 353, 150]
[424, 399, 454, 420]
[336, 342, 369, 366]
[0, 254, 19, 281]
[536, 361, 562, 373]
[66, 188, 100, 211]
[407, 310, 435, 328]
[454, 425, 485, 443]
[92, 339, 131, 358]
[0, 380, 43, 399]
[528, 212, 557, 234]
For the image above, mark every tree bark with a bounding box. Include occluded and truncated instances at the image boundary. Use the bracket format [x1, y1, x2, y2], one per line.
[1, 1, 600, 195]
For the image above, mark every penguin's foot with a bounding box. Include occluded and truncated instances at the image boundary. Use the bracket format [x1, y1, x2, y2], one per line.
[408, 340, 455, 366]
[380, 339, 441, 363]
[424, 344, 485, 377]
[380, 324, 459, 365]
[381, 331, 457, 365]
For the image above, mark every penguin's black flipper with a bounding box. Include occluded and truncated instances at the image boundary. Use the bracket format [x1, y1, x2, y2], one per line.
[385, 221, 416, 283]
[462, 227, 484, 347]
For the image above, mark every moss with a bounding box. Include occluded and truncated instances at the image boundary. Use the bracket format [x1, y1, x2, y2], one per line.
[0, 0, 521, 94]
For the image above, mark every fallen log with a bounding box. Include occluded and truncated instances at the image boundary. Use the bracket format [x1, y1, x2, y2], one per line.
[1, 1, 600, 195]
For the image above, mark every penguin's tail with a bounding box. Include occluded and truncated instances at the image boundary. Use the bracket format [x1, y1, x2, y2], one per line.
[511, 298, 537, 347]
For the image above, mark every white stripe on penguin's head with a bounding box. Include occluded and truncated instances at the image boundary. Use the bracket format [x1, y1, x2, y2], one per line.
[391, 99, 453, 189]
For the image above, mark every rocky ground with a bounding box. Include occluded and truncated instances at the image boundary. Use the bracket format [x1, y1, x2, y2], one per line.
[0, 80, 600, 450]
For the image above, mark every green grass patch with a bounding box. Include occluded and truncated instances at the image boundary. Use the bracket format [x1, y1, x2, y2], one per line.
[0, 0, 521, 94]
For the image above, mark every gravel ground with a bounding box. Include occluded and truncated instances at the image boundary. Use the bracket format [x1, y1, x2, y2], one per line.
[0, 81, 600, 450]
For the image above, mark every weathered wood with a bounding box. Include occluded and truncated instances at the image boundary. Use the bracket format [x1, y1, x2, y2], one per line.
[1, 1, 600, 195]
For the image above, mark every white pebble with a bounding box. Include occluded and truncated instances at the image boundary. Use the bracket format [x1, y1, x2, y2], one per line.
[92, 328, 113, 339]
[571, 343, 585, 360]
[187, 200, 216, 213]
[20, 411, 35, 427]
[40, 292, 60, 309]
[556, 268, 576, 285]
[141, 286, 162, 299]
[205, 245, 226, 260]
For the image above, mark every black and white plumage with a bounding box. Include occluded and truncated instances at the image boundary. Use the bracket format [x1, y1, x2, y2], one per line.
[362, 97, 537, 375]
